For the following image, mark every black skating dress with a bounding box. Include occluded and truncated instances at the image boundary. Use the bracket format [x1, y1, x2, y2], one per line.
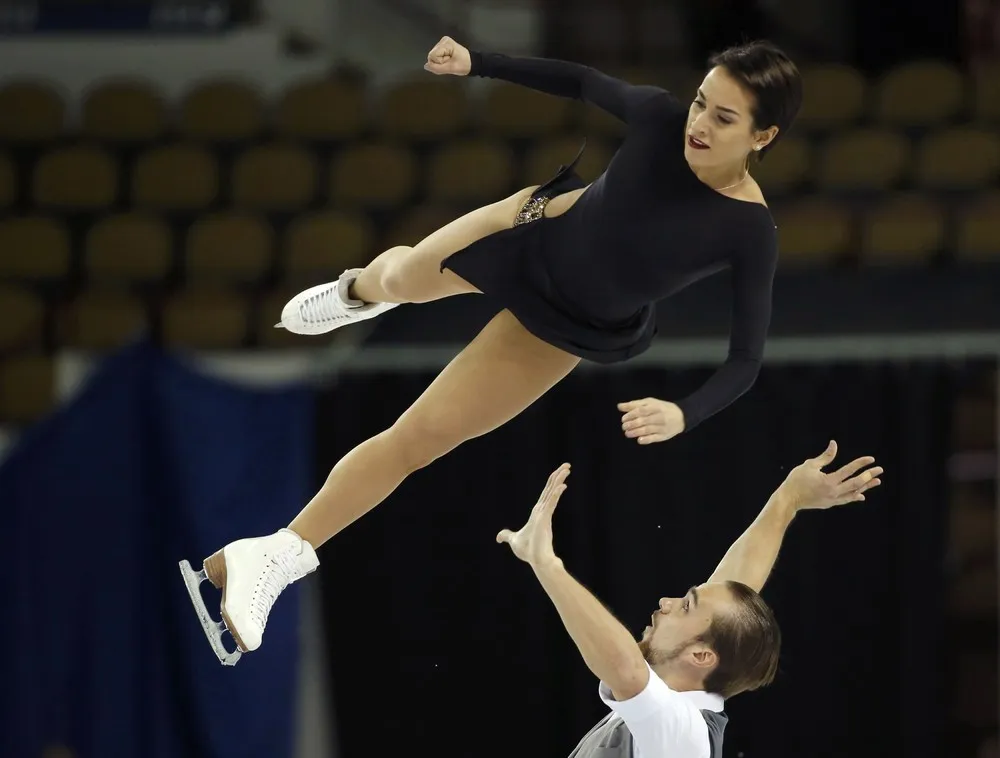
[440, 51, 779, 430]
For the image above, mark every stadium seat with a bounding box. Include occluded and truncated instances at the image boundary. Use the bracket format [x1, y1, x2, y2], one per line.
[481, 82, 574, 138]
[132, 144, 219, 210]
[772, 198, 854, 265]
[274, 78, 368, 141]
[796, 64, 867, 132]
[283, 210, 374, 286]
[0, 286, 46, 351]
[185, 212, 273, 285]
[750, 136, 812, 195]
[378, 78, 468, 140]
[972, 61, 1000, 123]
[32, 145, 118, 210]
[231, 143, 317, 211]
[0, 354, 55, 423]
[81, 80, 167, 143]
[179, 79, 264, 142]
[161, 288, 250, 349]
[0, 81, 65, 142]
[860, 194, 945, 265]
[955, 192, 1000, 262]
[816, 128, 911, 191]
[329, 142, 418, 209]
[874, 60, 965, 127]
[0, 217, 71, 281]
[425, 138, 516, 203]
[55, 290, 148, 350]
[84, 213, 173, 284]
[915, 127, 1000, 190]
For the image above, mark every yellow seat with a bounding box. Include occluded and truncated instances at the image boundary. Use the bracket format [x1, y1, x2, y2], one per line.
[0, 151, 15, 209]
[330, 142, 418, 209]
[425, 139, 515, 204]
[773, 199, 853, 265]
[161, 289, 250, 348]
[0, 81, 65, 142]
[32, 145, 117, 210]
[378, 78, 468, 140]
[84, 213, 173, 284]
[275, 78, 367, 141]
[796, 65, 867, 131]
[955, 192, 1000, 262]
[82, 80, 166, 142]
[860, 194, 945, 265]
[0, 355, 55, 424]
[751, 136, 812, 194]
[0, 286, 45, 351]
[56, 290, 148, 350]
[179, 80, 264, 142]
[523, 136, 612, 185]
[915, 127, 1000, 190]
[0, 217, 71, 280]
[132, 144, 218, 210]
[283, 211, 374, 286]
[817, 129, 910, 191]
[481, 82, 574, 138]
[231, 144, 317, 211]
[185, 212, 273, 284]
[874, 61, 965, 127]
[383, 205, 460, 250]
[972, 61, 1000, 124]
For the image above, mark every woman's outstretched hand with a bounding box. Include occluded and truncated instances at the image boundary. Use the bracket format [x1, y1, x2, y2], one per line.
[424, 36, 472, 76]
[618, 398, 685, 444]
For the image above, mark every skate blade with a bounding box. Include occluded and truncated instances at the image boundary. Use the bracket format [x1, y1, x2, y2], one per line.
[178, 559, 243, 666]
[273, 322, 285, 329]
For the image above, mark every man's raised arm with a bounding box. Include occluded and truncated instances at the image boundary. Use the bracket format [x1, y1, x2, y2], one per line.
[708, 441, 883, 593]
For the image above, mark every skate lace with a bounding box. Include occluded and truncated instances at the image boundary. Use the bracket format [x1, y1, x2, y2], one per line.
[300, 287, 348, 325]
[249, 546, 300, 628]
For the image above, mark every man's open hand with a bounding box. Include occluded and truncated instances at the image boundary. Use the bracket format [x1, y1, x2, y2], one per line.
[497, 463, 570, 567]
[781, 440, 883, 512]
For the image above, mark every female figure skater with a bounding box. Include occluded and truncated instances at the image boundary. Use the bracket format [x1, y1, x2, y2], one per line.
[180, 36, 803, 664]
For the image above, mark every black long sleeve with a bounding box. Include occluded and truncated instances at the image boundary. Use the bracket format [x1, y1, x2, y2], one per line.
[674, 224, 778, 430]
[469, 50, 673, 123]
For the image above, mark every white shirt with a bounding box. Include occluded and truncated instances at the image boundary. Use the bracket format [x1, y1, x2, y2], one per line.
[598, 663, 725, 758]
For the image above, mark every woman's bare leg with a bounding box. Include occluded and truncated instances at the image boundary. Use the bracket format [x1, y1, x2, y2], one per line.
[347, 185, 540, 305]
[288, 310, 581, 548]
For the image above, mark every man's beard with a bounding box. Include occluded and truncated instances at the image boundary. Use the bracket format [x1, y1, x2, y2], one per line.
[639, 636, 691, 667]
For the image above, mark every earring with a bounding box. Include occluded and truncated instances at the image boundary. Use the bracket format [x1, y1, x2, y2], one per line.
[754, 145, 762, 151]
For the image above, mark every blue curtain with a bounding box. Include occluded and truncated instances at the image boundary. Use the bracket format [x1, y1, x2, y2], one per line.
[1, 339, 314, 758]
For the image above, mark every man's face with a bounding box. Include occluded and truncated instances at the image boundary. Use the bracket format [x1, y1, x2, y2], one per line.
[638, 582, 735, 667]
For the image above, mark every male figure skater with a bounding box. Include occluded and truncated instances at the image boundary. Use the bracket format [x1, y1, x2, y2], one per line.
[496, 441, 883, 757]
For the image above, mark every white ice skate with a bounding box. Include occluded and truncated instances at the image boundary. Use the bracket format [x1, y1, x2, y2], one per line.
[274, 268, 399, 336]
[178, 528, 319, 665]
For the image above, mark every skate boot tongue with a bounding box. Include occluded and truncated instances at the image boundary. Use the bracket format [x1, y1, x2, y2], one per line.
[250, 530, 319, 631]
[299, 283, 358, 328]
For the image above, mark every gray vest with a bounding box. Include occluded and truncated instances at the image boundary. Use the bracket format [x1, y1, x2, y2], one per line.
[567, 708, 727, 758]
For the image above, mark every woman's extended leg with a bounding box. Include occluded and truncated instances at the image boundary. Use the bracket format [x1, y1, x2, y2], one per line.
[277, 185, 541, 334]
[288, 309, 580, 546]
[191, 310, 581, 658]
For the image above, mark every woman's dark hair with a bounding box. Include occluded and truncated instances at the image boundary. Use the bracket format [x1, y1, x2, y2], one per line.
[708, 40, 803, 160]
